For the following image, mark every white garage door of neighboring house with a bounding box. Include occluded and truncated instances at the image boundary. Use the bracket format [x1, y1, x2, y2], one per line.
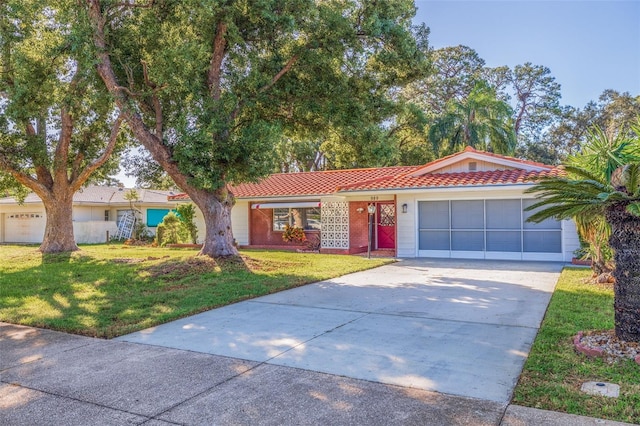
[4, 212, 46, 243]
[418, 199, 562, 261]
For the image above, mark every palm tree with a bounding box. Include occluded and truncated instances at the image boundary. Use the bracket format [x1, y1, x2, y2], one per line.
[428, 81, 516, 155]
[525, 124, 640, 342]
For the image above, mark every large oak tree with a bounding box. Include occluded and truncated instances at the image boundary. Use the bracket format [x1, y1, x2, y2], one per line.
[83, 0, 423, 258]
[0, 1, 124, 253]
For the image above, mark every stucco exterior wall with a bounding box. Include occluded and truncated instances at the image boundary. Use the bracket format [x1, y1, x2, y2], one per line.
[73, 206, 110, 221]
[74, 221, 119, 244]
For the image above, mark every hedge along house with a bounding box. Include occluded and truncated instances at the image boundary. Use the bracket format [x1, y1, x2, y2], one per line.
[0, 186, 177, 244]
[170, 147, 580, 262]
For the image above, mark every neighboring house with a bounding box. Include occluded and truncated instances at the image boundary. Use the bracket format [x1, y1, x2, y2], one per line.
[0, 186, 178, 244]
[170, 147, 580, 262]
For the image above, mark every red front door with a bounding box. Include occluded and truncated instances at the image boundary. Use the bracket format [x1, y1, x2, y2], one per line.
[377, 203, 396, 249]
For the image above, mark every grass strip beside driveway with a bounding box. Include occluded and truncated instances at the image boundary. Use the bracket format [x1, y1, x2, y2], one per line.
[0, 245, 391, 339]
[513, 267, 640, 424]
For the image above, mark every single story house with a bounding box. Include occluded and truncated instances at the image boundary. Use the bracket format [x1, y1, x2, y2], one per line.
[0, 186, 178, 244]
[171, 147, 580, 262]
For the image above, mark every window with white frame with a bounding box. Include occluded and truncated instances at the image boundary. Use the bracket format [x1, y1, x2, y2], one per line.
[273, 207, 321, 231]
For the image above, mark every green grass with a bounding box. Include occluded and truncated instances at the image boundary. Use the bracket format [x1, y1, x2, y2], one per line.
[513, 267, 640, 424]
[0, 244, 391, 338]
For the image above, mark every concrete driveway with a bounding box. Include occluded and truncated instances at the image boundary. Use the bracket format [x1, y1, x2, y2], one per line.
[118, 258, 563, 403]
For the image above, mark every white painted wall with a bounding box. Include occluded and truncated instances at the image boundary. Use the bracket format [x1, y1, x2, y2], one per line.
[74, 221, 119, 244]
[231, 201, 249, 246]
[73, 206, 110, 221]
[396, 193, 417, 258]
[562, 219, 581, 262]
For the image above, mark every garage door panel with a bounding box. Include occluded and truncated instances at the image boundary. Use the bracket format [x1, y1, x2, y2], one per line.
[486, 200, 521, 229]
[524, 231, 561, 253]
[522, 199, 561, 229]
[451, 230, 483, 251]
[419, 230, 449, 250]
[487, 231, 521, 252]
[418, 201, 449, 229]
[5, 212, 45, 243]
[451, 200, 483, 229]
[418, 199, 562, 260]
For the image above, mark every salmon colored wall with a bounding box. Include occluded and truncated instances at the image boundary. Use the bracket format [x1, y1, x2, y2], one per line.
[349, 202, 372, 254]
[249, 208, 318, 247]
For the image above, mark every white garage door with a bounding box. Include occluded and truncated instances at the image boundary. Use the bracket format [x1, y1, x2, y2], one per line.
[4, 212, 46, 243]
[418, 199, 562, 261]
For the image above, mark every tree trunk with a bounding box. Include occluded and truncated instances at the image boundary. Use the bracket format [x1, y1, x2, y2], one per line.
[39, 192, 78, 253]
[188, 186, 238, 258]
[606, 203, 640, 342]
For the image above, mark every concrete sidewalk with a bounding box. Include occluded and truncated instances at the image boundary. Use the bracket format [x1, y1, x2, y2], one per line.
[0, 323, 633, 425]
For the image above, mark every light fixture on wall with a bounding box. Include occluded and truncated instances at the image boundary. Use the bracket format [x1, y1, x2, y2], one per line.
[402, 203, 408, 214]
[356, 207, 364, 214]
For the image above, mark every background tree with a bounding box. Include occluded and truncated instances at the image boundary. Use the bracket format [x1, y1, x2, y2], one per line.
[428, 81, 516, 155]
[508, 63, 561, 140]
[405, 45, 485, 116]
[0, 1, 125, 253]
[520, 91, 640, 164]
[84, 0, 425, 258]
[121, 148, 177, 190]
[526, 123, 640, 342]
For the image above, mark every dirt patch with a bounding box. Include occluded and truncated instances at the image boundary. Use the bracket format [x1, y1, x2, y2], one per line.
[147, 257, 219, 278]
[111, 258, 146, 264]
[239, 256, 298, 272]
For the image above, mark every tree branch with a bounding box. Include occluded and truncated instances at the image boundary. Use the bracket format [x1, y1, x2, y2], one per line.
[0, 155, 49, 198]
[87, 0, 189, 190]
[52, 107, 74, 184]
[142, 60, 163, 136]
[258, 54, 299, 94]
[71, 114, 124, 191]
[207, 21, 228, 100]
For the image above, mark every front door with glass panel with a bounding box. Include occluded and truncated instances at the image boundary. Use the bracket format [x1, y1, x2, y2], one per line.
[377, 203, 396, 249]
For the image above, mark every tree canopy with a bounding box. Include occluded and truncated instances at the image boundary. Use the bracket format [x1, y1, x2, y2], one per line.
[83, 0, 426, 257]
[0, 1, 126, 252]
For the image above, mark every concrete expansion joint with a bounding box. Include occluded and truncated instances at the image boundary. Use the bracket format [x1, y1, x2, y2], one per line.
[2, 380, 152, 422]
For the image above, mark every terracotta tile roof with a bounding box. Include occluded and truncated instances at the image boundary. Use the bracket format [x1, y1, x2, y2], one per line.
[229, 166, 416, 198]
[164, 147, 559, 201]
[336, 168, 562, 192]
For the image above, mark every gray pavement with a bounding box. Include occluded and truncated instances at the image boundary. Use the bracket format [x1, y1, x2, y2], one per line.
[118, 259, 562, 402]
[1, 259, 636, 425]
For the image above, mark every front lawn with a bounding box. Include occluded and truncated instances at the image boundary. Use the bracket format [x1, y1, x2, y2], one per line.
[0, 245, 391, 338]
[513, 267, 640, 424]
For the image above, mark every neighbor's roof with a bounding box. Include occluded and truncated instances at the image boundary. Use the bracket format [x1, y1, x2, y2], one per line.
[0, 186, 176, 205]
[165, 147, 560, 201]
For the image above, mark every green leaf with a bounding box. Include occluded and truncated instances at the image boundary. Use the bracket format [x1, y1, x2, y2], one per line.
[626, 202, 640, 217]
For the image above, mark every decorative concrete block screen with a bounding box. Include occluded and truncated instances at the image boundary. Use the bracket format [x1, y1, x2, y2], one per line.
[321, 201, 349, 249]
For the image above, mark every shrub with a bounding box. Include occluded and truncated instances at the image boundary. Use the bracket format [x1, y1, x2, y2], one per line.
[155, 212, 189, 246]
[282, 225, 306, 243]
[176, 203, 198, 244]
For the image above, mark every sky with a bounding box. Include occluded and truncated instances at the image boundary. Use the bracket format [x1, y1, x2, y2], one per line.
[413, 0, 640, 108]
